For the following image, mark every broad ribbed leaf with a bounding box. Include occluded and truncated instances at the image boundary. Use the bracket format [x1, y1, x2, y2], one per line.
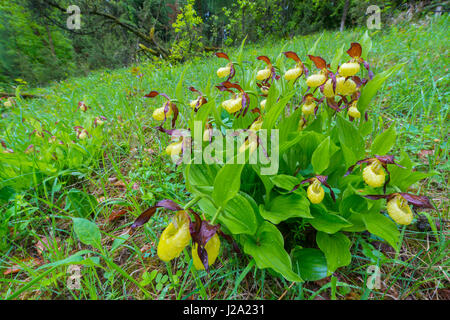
[311, 136, 336, 174]
[362, 211, 400, 250]
[357, 63, 404, 114]
[197, 194, 257, 235]
[316, 231, 352, 273]
[263, 90, 296, 130]
[359, 31, 372, 61]
[72, 218, 101, 249]
[371, 126, 396, 155]
[337, 116, 365, 160]
[244, 222, 302, 282]
[260, 193, 312, 224]
[330, 44, 344, 72]
[212, 164, 244, 208]
[307, 205, 352, 234]
[270, 174, 303, 192]
[291, 247, 328, 281]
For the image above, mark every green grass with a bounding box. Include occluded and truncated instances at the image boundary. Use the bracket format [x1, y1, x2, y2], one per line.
[0, 15, 448, 300]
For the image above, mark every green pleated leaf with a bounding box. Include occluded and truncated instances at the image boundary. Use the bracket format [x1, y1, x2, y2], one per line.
[291, 247, 328, 281]
[362, 211, 400, 250]
[357, 63, 405, 115]
[371, 125, 396, 155]
[244, 222, 303, 282]
[197, 194, 257, 235]
[316, 231, 352, 273]
[308, 205, 352, 234]
[72, 218, 102, 249]
[260, 193, 312, 224]
[337, 116, 365, 160]
[212, 164, 244, 208]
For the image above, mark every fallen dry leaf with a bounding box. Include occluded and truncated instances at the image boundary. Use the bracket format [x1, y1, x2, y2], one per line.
[140, 243, 155, 253]
[109, 208, 130, 223]
[418, 149, 434, 164]
[36, 237, 61, 255]
[3, 258, 42, 276]
[113, 180, 127, 189]
[108, 176, 118, 183]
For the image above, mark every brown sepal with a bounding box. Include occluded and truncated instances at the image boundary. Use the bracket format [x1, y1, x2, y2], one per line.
[308, 55, 327, 69]
[347, 43, 362, 58]
[400, 193, 435, 209]
[215, 52, 230, 60]
[189, 211, 220, 272]
[284, 51, 301, 63]
[257, 56, 272, 66]
[131, 199, 183, 229]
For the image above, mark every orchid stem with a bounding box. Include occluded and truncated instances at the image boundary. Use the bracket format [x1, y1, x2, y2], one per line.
[183, 195, 201, 210]
[210, 206, 223, 225]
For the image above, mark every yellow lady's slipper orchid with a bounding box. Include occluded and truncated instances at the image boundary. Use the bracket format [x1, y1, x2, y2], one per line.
[256, 68, 271, 81]
[249, 118, 263, 132]
[3, 99, 12, 108]
[306, 73, 327, 88]
[166, 140, 183, 157]
[78, 129, 88, 140]
[307, 178, 325, 204]
[323, 77, 356, 97]
[217, 65, 231, 78]
[348, 105, 361, 119]
[260, 86, 269, 95]
[298, 118, 306, 131]
[152, 103, 173, 121]
[239, 138, 258, 154]
[203, 130, 210, 142]
[192, 233, 221, 270]
[386, 194, 413, 225]
[157, 211, 191, 262]
[190, 100, 196, 109]
[302, 102, 316, 116]
[222, 97, 242, 114]
[284, 67, 303, 81]
[341, 79, 357, 96]
[260, 99, 267, 110]
[323, 78, 343, 97]
[95, 116, 105, 126]
[338, 62, 360, 77]
[79, 102, 88, 112]
[362, 159, 386, 188]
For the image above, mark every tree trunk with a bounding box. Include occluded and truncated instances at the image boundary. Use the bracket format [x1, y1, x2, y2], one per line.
[42, 0, 169, 59]
[45, 25, 56, 56]
[241, 5, 245, 36]
[1, 92, 42, 99]
[340, 0, 350, 32]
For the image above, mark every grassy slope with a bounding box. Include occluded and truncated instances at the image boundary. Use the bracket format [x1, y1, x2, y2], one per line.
[0, 16, 448, 300]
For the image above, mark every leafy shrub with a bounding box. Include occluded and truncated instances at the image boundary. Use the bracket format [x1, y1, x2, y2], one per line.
[170, 0, 205, 62]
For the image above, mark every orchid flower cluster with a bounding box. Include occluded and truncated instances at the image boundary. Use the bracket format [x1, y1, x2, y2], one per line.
[137, 40, 436, 279]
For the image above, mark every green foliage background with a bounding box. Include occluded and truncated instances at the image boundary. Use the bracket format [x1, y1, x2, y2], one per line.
[1, 0, 441, 86]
